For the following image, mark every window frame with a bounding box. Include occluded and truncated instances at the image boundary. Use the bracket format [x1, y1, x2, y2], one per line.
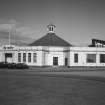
[100, 54, 105, 63]
[23, 53, 26, 62]
[28, 53, 31, 63]
[33, 53, 37, 63]
[18, 53, 21, 63]
[86, 54, 96, 63]
[74, 53, 78, 63]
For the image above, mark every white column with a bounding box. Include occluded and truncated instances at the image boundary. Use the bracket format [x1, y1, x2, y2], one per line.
[96, 53, 99, 66]
[31, 52, 33, 64]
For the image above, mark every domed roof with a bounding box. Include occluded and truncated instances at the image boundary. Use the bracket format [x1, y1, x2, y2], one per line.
[29, 33, 71, 46]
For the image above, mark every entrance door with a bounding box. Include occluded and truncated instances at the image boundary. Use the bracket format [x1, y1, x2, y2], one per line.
[53, 57, 58, 66]
[65, 58, 68, 66]
[5, 53, 13, 63]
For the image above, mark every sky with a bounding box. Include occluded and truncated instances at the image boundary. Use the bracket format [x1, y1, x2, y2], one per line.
[0, 0, 105, 46]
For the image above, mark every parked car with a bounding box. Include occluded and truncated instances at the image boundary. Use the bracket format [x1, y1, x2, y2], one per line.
[0, 62, 29, 69]
[16, 63, 29, 69]
[0, 62, 6, 68]
[7, 63, 17, 69]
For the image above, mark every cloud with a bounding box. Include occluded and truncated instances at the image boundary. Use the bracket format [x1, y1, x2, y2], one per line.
[8, 19, 18, 25]
[0, 19, 36, 39]
[0, 24, 13, 32]
[16, 26, 36, 37]
[0, 19, 39, 46]
[0, 18, 19, 31]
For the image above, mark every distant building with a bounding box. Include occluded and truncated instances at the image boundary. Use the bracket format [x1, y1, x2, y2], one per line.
[0, 24, 105, 67]
[89, 39, 105, 47]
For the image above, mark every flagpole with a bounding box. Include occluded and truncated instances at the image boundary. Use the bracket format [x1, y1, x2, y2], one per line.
[9, 29, 11, 45]
[14, 25, 16, 45]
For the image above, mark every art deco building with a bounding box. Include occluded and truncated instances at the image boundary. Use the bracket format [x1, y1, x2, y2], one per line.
[0, 24, 105, 67]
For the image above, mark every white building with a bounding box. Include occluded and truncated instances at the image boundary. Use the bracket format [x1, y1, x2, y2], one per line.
[0, 24, 105, 67]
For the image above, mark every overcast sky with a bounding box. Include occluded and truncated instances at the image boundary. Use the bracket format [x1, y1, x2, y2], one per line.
[0, 0, 105, 45]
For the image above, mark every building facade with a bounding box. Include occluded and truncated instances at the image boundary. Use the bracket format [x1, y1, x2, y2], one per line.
[0, 24, 105, 67]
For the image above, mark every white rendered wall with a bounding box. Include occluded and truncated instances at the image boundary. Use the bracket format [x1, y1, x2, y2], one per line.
[1, 45, 105, 67]
[46, 47, 70, 66]
[15, 46, 44, 66]
[47, 47, 63, 66]
[0, 53, 2, 62]
[70, 47, 105, 66]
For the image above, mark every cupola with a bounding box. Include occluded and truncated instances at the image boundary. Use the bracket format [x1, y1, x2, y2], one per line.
[47, 23, 56, 33]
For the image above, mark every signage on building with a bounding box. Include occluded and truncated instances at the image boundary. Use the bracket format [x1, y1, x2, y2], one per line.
[2, 45, 15, 50]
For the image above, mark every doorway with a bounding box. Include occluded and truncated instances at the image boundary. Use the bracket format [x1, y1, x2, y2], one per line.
[65, 58, 68, 66]
[53, 57, 58, 66]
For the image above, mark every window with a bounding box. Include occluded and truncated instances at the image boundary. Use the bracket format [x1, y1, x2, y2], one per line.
[53, 57, 58, 66]
[33, 53, 37, 63]
[18, 53, 21, 62]
[100, 54, 105, 63]
[74, 53, 78, 63]
[28, 53, 31, 62]
[23, 53, 26, 62]
[87, 54, 96, 63]
[49, 27, 52, 31]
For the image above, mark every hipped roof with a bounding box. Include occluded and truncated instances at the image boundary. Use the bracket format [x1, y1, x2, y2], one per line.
[29, 33, 71, 47]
